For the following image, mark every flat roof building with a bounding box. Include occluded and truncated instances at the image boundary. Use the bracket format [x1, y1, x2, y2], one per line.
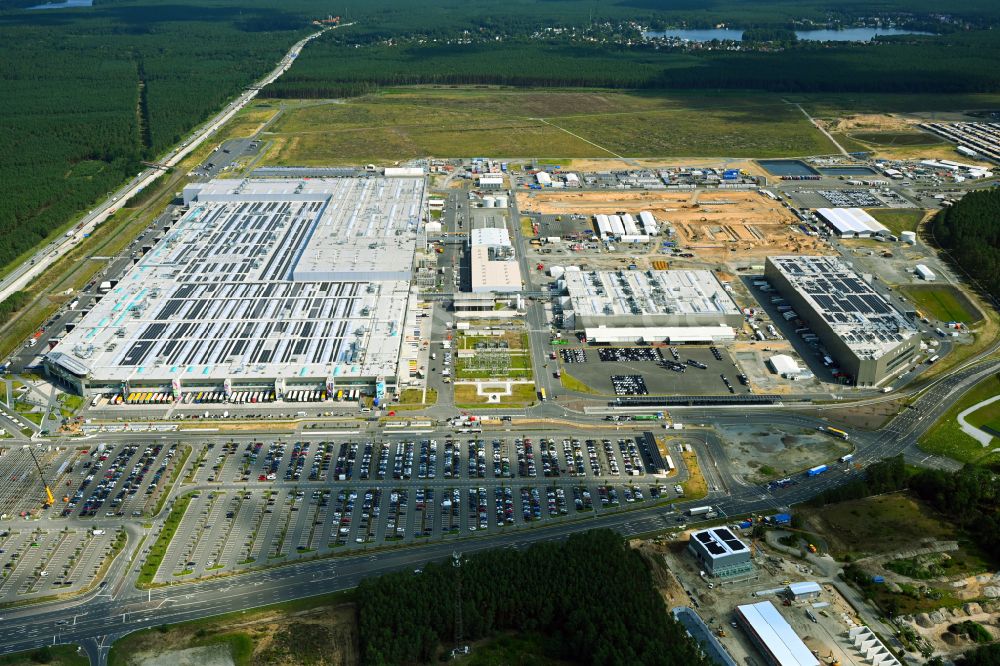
[764, 256, 919, 386]
[688, 527, 753, 578]
[584, 326, 735, 345]
[469, 225, 521, 294]
[786, 581, 822, 600]
[47, 177, 426, 399]
[736, 601, 819, 666]
[816, 208, 889, 238]
[564, 270, 743, 330]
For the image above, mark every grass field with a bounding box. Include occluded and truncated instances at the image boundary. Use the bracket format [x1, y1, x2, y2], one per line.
[850, 131, 944, 146]
[0, 646, 88, 666]
[801, 493, 992, 613]
[965, 397, 1000, 434]
[398, 388, 438, 405]
[678, 447, 707, 501]
[260, 88, 836, 164]
[865, 208, 926, 235]
[454, 383, 536, 406]
[109, 589, 357, 666]
[920, 373, 1000, 465]
[899, 284, 981, 324]
[559, 370, 598, 394]
[803, 494, 955, 559]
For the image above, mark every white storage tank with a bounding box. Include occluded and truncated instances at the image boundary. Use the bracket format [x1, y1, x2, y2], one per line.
[482, 197, 495, 208]
[900, 230, 917, 245]
[495, 195, 508, 208]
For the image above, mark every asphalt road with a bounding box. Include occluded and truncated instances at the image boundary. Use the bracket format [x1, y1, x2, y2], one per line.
[1, 354, 996, 664]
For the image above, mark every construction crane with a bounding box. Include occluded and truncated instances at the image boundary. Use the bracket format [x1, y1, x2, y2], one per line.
[27, 447, 55, 508]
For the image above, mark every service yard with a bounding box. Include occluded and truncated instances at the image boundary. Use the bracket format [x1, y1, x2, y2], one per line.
[556, 345, 748, 397]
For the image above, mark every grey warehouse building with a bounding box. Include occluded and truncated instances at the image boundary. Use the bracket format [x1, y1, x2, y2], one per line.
[688, 527, 753, 578]
[764, 256, 919, 386]
[46, 177, 426, 401]
[562, 269, 743, 329]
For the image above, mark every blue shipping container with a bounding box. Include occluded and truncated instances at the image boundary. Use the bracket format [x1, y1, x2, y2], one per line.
[807, 464, 828, 477]
[772, 513, 792, 525]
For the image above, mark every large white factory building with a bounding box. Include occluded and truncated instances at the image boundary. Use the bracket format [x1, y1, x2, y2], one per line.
[46, 177, 427, 403]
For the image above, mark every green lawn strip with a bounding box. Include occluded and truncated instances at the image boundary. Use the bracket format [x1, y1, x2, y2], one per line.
[559, 370, 598, 395]
[137, 493, 195, 587]
[899, 284, 980, 324]
[919, 373, 1000, 464]
[865, 208, 925, 235]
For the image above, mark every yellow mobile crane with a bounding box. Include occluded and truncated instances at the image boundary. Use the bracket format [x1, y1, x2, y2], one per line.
[28, 447, 55, 508]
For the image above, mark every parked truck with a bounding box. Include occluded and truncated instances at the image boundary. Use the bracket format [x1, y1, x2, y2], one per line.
[687, 505, 713, 517]
[807, 464, 828, 477]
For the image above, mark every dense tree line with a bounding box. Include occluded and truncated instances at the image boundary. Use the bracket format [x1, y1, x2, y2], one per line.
[928, 188, 1000, 301]
[356, 529, 711, 666]
[266, 27, 1000, 101]
[0, 2, 308, 272]
[0, 291, 31, 324]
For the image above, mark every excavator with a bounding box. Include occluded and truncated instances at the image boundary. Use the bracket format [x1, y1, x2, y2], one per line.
[28, 447, 55, 509]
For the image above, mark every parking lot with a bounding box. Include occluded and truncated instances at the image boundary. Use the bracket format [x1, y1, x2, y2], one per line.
[0, 527, 117, 603]
[557, 345, 747, 396]
[0, 442, 187, 521]
[146, 433, 685, 581]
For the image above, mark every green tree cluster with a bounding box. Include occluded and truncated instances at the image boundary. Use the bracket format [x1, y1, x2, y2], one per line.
[929, 188, 1000, 300]
[356, 529, 711, 666]
[0, 3, 307, 273]
[0, 291, 31, 324]
[807, 455, 909, 506]
[909, 466, 1000, 560]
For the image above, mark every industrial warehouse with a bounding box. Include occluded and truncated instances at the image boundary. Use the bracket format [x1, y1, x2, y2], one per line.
[561, 269, 742, 344]
[46, 176, 427, 399]
[735, 601, 820, 666]
[469, 226, 522, 293]
[814, 208, 889, 239]
[764, 256, 920, 386]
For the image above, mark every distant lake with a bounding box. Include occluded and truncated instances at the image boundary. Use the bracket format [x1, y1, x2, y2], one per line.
[29, 0, 92, 9]
[643, 27, 931, 42]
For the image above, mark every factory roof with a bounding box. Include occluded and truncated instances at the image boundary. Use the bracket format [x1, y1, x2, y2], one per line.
[470, 246, 521, 293]
[584, 326, 735, 343]
[787, 581, 823, 596]
[566, 270, 741, 320]
[49, 177, 424, 384]
[766, 256, 918, 360]
[690, 527, 748, 559]
[768, 354, 801, 375]
[470, 227, 511, 248]
[816, 208, 889, 236]
[737, 601, 819, 666]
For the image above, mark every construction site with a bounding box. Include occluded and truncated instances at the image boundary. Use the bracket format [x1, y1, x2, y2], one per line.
[518, 188, 820, 262]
